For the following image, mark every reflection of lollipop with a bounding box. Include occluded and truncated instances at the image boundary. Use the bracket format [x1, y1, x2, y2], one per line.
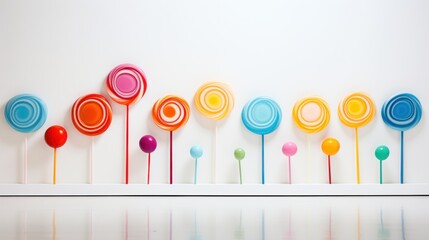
[106, 64, 147, 184]
[241, 97, 282, 184]
[152, 95, 190, 184]
[338, 92, 375, 184]
[194, 81, 234, 183]
[4, 94, 48, 184]
[292, 96, 330, 183]
[382, 93, 422, 184]
[71, 94, 112, 184]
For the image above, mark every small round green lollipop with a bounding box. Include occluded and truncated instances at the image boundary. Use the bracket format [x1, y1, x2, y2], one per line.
[234, 148, 245, 184]
[375, 145, 390, 184]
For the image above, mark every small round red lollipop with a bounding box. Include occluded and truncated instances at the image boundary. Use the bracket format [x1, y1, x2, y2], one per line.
[45, 125, 68, 184]
[139, 135, 157, 184]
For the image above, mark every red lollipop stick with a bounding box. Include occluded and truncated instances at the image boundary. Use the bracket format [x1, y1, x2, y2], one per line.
[139, 135, 157, 184]
[106, 64, 147, 184]
[321, 138, 340, 184]
[44, 126, 68, 184]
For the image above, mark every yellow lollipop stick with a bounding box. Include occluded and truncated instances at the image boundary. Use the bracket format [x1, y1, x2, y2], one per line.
[53, 148, 57, 185]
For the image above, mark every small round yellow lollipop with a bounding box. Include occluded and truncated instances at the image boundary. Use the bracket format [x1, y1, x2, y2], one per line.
[338, 92, 376, 184]
[293, 97, 330, 134]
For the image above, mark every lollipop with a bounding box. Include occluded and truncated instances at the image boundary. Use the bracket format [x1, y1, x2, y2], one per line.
[375, 145, 390, 184]
[338, 92, 375, 184]
[194, 81, 234, 183]
[71, 94, 112, 184]
[321, 138, 340, 184]
[234, 148, 245, 184]
[381, 93, 422, 184]
[241, 97, 282, 184]
[44, 125, 68, 184]
[190, 146, 203, 184]
[106, 64, 147, 184]
[152, 95, 190, 184]
[139, 135, 157, 184]
[4, 94, 48, 184]
[282, 142, 298, 184]
[292, 96, 330, 183]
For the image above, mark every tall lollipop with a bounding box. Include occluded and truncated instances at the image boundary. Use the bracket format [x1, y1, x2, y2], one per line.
[292, 96, 330, 183]
[241, 97, 282, 184]
[106, 64, 147, 184]
[190, 146, 203, 184]
[44, 125, 68, 184]
[71, 94, 112, 184]
[4, 94, 47, 184]
[152, 95, 190, 184]
[321, 138, 340, 184]
[139, 135, 157, 184]
[282, 142, 297, 184]
[375, 145, 390, 184]
[194, 81, 234, 183]
[381, 93, 422, 184]
[338, 92, 375, 184]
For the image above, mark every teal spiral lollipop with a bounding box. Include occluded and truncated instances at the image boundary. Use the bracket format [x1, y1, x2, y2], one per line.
[5, 94, 47, 133]
[381, 93, 422, 184]
[241, 97, 282, 184]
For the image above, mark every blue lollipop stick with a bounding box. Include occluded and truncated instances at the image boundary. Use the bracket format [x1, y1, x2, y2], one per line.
[381, 93, 422, 184]
[241, 97, 282, 184]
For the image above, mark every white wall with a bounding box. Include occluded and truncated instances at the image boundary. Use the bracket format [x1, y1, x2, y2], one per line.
[0, 0, 427, 185]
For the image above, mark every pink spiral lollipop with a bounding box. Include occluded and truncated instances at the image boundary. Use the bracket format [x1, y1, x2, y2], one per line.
[106, 64, 147, 184]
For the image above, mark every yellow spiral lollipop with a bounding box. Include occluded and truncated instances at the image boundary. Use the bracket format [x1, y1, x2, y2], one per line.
[338, 92, 376, 184]
[292, 97, 330, 134]
[194, 82, 234, 120]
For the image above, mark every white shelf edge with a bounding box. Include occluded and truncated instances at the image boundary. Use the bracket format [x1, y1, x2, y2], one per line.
[0, 184, 428, 196]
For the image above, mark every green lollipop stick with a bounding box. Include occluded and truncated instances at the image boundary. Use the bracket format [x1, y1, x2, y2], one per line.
[375, 145, 390, 184]
[234, 148, 245, 184]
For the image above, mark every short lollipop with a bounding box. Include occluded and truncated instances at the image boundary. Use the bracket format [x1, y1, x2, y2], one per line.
[375, 145, 390, 184]
[106, 64, 147, 184]
[194, 81, 234, 183]
[139, 135, 157, 184]
[152, 95, 190, 184]
[190, 146, 203, 184]
[234, 148, 245, 184]
[4, 94, 47, 184]
[44, 125, 68, 184]
[338, 92, 375, 184]
[282, 142, 297, 184]
[71, 94, 112, 184]
[321, 138, 340, 184]
[381, 93, 422, 184]
[242, 97, 282, 184]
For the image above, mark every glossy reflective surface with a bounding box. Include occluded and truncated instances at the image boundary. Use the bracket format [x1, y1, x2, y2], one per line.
[0, 197, 428, 239]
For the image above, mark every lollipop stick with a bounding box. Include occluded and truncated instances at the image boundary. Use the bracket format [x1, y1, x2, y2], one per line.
[261, 135, 265, 184]
[125, 105, 129, 184]
[238, 160, 243, 184]
[328, 155, 332, 184]
[355, 128, 360, 184]
[194, 158, 198, 184]
[306, 135, 311, 183]
[212, 123, 217, 184]
[53, 148, 57, 185]
[400, 131, 404, 184]
[380, 160, 383, 184]
[147, 153, 151, 184]
[288, 156, 291, 184]
[169, 131, 173, 184]
[90, 137, 94, 184]
[24, 136, 28, 184]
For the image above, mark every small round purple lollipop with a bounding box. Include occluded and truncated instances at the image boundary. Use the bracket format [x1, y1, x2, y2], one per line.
[139, 135, 157, 184]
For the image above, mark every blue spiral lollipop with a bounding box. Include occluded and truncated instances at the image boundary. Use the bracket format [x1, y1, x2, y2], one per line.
[381, 93, 422, 184]
[241, 97, 282, 184]
[5, 94, 48, 133]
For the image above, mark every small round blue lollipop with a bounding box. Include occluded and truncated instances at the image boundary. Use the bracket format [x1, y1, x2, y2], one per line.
[5, 94, 47, 133]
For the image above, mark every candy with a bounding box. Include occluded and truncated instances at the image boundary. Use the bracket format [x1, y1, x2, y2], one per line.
[5, 94, 47, 133]
[293, 97, 330, 133]
[194, 82, 234, 120]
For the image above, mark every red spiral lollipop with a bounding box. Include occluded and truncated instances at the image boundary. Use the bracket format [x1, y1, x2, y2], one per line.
[72, 94, 112, 136]
[106, 63, 147, 184]
[152, 95, 190, 184]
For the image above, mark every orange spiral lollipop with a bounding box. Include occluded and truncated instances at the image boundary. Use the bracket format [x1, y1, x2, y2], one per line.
[293, 97, 330, 134]
[194, 82, 234, 120]
[152, 95, 190, 184]
[338, 92, 376, 184]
